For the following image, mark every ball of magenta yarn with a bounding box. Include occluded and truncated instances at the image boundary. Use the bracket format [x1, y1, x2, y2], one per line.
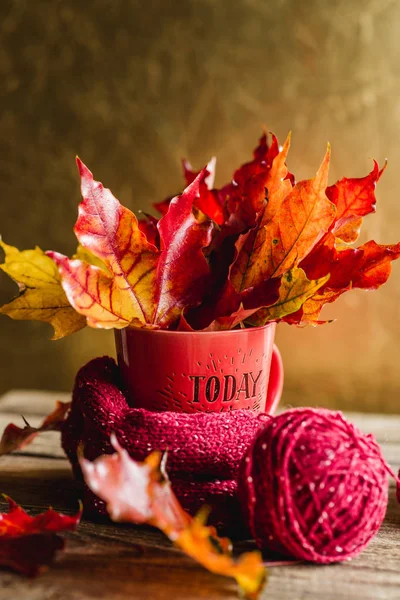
[238, 408, 390, 564]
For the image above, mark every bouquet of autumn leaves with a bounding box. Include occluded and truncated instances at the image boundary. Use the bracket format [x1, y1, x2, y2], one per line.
[1, 132, 399, 337]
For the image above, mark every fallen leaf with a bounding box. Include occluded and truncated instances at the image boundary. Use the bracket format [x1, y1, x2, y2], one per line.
[0, 496, 81, 576]
[0, 241, 86, 339]
[80, 435, 266, 599]
[0, 401, 71, 456]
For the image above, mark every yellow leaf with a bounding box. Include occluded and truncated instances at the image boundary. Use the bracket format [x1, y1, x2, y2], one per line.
[175, 509, 266, 598]
[73, 244, 109, 271]
[0, 241, 86, 339]
[247, 267, 330, 326]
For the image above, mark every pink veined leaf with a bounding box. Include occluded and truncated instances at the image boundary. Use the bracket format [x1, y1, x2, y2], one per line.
[48, 159, 159, 328]
[50, 162, 214, 329]
[153, 171, 214, 327]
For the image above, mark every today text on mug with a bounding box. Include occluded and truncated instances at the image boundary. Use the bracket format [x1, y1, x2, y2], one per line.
[189, 370, 263, 403]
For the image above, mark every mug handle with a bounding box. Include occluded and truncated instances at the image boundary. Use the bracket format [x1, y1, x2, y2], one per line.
[266, 344, 284, 415]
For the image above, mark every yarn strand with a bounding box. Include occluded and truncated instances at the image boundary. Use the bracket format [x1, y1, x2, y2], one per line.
[238, 408, 395, 564]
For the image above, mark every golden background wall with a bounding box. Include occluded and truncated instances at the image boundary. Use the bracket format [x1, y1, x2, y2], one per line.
[0, 0, 399, 412]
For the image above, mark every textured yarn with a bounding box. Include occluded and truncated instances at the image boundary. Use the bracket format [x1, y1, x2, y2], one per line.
[62, 356, 268, 533]
[238, 407, 395, 564]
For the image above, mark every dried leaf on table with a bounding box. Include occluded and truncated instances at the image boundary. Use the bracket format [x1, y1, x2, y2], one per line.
[0, 401, 71, 456]
[0, 496, 81, 577]
[80, 435, 266, 599]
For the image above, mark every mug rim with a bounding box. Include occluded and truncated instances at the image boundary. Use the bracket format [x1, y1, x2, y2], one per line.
[116, 322, 276, 338]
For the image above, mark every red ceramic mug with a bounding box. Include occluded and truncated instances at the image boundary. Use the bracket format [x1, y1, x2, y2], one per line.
[115, 323, 283, 415]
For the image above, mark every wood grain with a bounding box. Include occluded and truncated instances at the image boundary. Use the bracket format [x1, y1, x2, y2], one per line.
[0, 391, 399, 599]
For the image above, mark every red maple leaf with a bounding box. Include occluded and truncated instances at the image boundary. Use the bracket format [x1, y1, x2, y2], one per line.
[0, 497, 81, 577]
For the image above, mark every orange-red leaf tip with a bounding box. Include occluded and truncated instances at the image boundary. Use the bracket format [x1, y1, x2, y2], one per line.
[280, 132, 291, 154]
[379, 158, 388, 178]
[75, 157, 92, 180]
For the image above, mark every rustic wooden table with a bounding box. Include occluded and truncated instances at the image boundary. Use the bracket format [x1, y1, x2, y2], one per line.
[0, 390, 399, 600]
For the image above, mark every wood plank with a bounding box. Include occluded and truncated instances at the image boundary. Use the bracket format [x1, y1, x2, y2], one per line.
[0, 392, 399, 599]
[0, 390, 71, 415]
[345, 412, 400, 445]
[0, 453, 398, 600]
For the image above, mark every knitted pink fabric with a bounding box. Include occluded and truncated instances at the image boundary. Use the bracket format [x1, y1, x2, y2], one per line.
[62, 356, 269, 533]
